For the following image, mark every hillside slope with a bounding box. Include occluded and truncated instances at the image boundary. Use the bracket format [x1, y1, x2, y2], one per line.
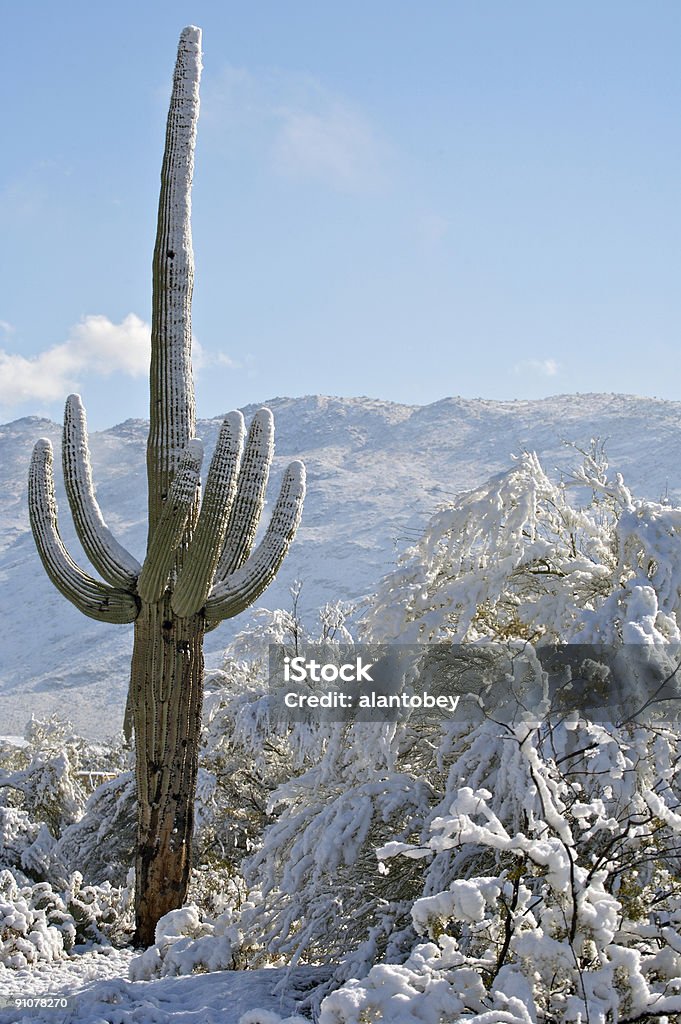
[1, 392, 679, 737]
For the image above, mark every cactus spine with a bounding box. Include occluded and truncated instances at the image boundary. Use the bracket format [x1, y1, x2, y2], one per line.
[27, 26, 305, 947]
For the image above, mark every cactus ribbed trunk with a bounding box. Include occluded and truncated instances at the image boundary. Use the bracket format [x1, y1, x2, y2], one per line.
[146, 25, 198, 532]
[132, 26, 202, 945]
[130, 602, 204, 945]
[27, 25, 305, 950]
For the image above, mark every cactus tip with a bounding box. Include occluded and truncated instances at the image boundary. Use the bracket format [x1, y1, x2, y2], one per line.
[180, 25, 202, 45]
[185, 438, 204, 462]
[224, 410, 246, 432]
[65, 394, 85, 417]
[252, 407, 274, 431]
[288, 460, 306, 486]
[33, 438, 53, 457]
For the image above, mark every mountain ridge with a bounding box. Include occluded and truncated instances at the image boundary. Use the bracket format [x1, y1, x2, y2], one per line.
[2, 391, 680, 738]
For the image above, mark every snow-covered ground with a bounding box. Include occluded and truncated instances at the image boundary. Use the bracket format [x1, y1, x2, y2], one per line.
[2, 391, 681, 739]
[0, 949, 319, 1022]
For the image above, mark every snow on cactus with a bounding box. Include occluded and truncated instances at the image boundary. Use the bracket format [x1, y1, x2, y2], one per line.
[26, 26, 305, 946]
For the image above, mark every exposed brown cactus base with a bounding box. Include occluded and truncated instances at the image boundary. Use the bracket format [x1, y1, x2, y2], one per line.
[129, 600, 205, 946]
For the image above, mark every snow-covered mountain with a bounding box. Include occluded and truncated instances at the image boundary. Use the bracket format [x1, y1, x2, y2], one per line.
[2, 392, 680, 738]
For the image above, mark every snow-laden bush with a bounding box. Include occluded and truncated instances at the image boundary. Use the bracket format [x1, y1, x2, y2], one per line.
[241, 713, 439, 974]
[0, 805, 56, 885]
[0, 718, 137, 961]
[195, 595, 437, 974]
[54, 771, 136, 887]
[234, 451, 681, 978]
[0, 868, 75, 967]
[200, 593, 356, 868]
[362, 444, 681, 645]
[0, 867, 134, 968]
[129, 902, 244, 979]
[313, 448, 681, 1020]
[0, 716, 129, 842]
[64, 870, 135, 947]
[318, 711, 681, 1023]
[0, 709, 250, 961]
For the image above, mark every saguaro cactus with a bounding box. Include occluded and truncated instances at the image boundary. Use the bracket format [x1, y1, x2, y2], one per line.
[27, 26, 305, 946]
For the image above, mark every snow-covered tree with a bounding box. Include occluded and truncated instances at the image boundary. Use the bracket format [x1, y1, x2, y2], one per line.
[317, 711, 681, 1023]
[362, 445, 681, 645]
[314, 448, 681, 1021]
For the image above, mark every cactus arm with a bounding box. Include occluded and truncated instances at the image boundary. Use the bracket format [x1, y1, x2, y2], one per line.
[28, 440, 139, 624]
[136, 440, 203, 605]
[147, 26, 202, 532]
[171, 412, 245, 618]
[213, 408, 274, 583]
[62, 394, 142, 589]
[205, 460, 305, 627]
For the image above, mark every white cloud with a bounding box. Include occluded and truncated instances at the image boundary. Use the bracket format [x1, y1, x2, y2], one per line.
[0, 313, 150, 407]
[215, 352, 240, 369]
[66, 314, 150, 377]
[514, 358, 560, 377]
[191, 337, 207, 371]
[206, 66, 387, 192]
[273, 102, 383, 190]
[190, 339, 240, 373]
[0, 313, 245, 412]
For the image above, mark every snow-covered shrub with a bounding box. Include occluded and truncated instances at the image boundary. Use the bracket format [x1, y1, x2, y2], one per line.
[0, 740, 27, 795]
[362, 445, 681, 645]
[54, 771, 136, 887]
[187, 856, 250, 929]
[312, 448, 681, 1020]
[0, 717, 137, 960]
[188, 446, 681, 1016]
[0, 705, 255, 959]
[63, 870, 134, 947]
[242, 714, 440, 974]
[197, 594, 437, 974]
[319, 710, 681, 1023]
[0, 716, 129, 841]
[0, 869, 75, 967]
[0, 719, 130, 890]
[199, 591, 356, 868]
[129, 902, 244, 979]
[197, 681, 275, 871]
[0, 867, 133, 968]
[0, 805, 56, 885]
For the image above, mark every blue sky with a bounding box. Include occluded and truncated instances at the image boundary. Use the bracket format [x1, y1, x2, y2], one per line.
[2, 2, 680, 429]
